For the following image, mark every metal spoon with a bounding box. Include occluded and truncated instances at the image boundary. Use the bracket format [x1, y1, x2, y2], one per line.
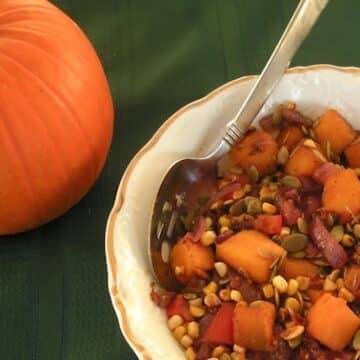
[149, 0, 328, 290]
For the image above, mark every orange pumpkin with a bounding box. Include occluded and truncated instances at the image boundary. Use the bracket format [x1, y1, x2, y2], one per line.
[0, 0, 114, 234]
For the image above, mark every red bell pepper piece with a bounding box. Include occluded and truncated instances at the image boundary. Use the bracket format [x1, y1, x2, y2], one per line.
[166, 295, 193, 322]
[254, 215, 283, 235]
[201, 302, 235, 345]
[309, 216, 348, 269]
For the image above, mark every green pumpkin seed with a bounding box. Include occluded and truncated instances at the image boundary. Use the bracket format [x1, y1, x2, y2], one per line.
[229, 199, 246, 216]
[353, 224, 360, 238]
[277, 146, 289, 165]
[353, 330, 360, 350]
[281, 175, 301, 189]
[246, 198, 262, 215]
[281, 233, 308, 252]
[289, 250, 306, 259]
[247, 165, 259, 183]
[330, 225, 344, 242]
[297, 217, 308, 234]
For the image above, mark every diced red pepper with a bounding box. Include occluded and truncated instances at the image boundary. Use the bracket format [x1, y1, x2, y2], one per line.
[166, 295, 193, 322]
[313, 162, 342, 184]
[309, 216, 349, 269]
[201, 302, 235, 345]
[254, 215, 283, 235]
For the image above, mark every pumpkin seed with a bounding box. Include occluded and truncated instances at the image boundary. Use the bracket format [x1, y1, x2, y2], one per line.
[354, 224, 360, 238]
[325, 213, 334, 227]
[259, 186, 276, 202]
[330, 225, 344, 242]
[301, 125, 308, 135]
[229, 200, 246, 216]
[277, 146, 289, 165]
[346, 223, 353, 233]
[281, 233, 308, 252]
[246, 198, 262, 215]
[274, 287, 280, 307]
[289, 250, 306, 259]
[308, 128, 316, 140]
[312, 149, 327, 162]
[297, 217, 308, 234]
[354, 331, 360, 351]
[280, 325, 304, 340]
[312, 259, 330, 267]
[247, 165, 259, 183]
[281, 175, 301, 189]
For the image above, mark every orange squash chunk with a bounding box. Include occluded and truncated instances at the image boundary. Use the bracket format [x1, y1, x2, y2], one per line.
[322, 168, 360, 220]
[345, 137, 360, 168]
[233, 301, 276, 351]
[230, 130, 278, 176]
[306, 288, 325, 303]
[279, 258, 319, 280]
[216, 230, 285, 283]
[313, 109, 356, 154]
[170, 237, 214, 284]
[277, 125, 304, 152]
[307, 293, 360, 351]
[285, 141, 326, 177]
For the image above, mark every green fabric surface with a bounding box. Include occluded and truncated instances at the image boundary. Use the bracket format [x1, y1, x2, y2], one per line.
[1, 0, 360, 359]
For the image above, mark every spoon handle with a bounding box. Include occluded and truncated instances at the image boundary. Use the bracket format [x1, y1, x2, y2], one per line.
[223, 0, 328, 147]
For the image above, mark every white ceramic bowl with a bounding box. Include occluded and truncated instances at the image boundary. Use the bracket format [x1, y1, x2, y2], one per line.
[106, 65, 360, 360]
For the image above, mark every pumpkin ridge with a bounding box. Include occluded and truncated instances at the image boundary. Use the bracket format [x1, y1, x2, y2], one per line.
[0, 4, 57, 20]
[0, 47, 100, 182]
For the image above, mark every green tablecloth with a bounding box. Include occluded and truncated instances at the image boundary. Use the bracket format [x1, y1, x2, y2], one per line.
[2, 0, 360, 359]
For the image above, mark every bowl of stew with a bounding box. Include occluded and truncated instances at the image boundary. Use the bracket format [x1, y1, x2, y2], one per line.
[106, 65, 360, 360]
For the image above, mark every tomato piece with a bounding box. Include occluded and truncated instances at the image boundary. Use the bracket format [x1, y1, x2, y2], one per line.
[254, 215, 283, 235]
[201, 302, 235, 345]
[166, 295, 193, 322]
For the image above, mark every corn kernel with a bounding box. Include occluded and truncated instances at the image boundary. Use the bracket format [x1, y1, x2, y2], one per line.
[272, 275, 288, 293]
[188, 298, 202, 307]
[336, 278, 345, 290]
[243, 184, 252, 193]
[296, 276, 310, 291]
[204, 293, 221, 307]
[284, 297, 301, 313]
[342, 234, 355, 247]
[212, 345, 226, 357]
[214, 262, 228, 277]
[233, 344, 245, 354]
[187, 321, 200, 339]
[180, 334, 193, 348]
[230, 290, 243, 302]
[219, 289, 231, 301]
[323, 278, 337, 292]
[262, 202, 277, 214]
[200, 230, 216, 246]
[185, 347, 196, 360]
[204, 216, 213, 229]
[173, 325, 186, 341]
[287, 279, 299, 296]
[220, 353, 232, 360]
[339, 287, 355, 302]
[280, 227, 291, 237]
[304, 139, 316, 148]
[219, 215, 231, 228]
[262, 284, 274, 299]
[220, 226, 230, 234]
[167, 315, 183, 330]
[328, 269, 341, 282]
[189, 305, 205, 318]
[203, 281, 218, 295]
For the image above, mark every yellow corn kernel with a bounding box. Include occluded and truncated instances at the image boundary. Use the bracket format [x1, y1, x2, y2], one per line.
[336, 278, 345, 290]
[262, 284, 274, 299]
[212, 345, 226, 357]
[203, 281, 218, 295]
[272, 275, 288, 293]
[220, 226, 230, 234]
[180, 334, 193, 348]
[284, 297, 301, 313]
[188, 298, 202, 307]
[323, 278, 337, 292]
[262, 202, 277, 214]
[303, 139, 316, 148]
[187, 321, 200, 339]
[173, 325, 186, 341]
[218, 215, 231, 228]
[189, 305, 205, 318]
[296, 276, 310, 291]
[342, 234, 355, 247]
[219, 288, 231, 301]
[204, 293, 221, 307]
[287, 279, 299, 296]
[200, 230, 216, 247]
[214, 262, 228, 277]
[185, 347, 196, 360]
[230, 290, 243, 302]
[204, 216, 213, 229]
[167, 315, 184, 330]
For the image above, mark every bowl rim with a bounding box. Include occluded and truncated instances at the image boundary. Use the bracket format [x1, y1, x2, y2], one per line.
[105, 64, 360, 359]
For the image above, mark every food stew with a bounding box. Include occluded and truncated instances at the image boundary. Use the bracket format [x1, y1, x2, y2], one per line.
[151, 103, 360, 360]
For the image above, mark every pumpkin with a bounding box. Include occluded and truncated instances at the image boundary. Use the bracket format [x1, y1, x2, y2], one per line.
[0, 0, 114, 234]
